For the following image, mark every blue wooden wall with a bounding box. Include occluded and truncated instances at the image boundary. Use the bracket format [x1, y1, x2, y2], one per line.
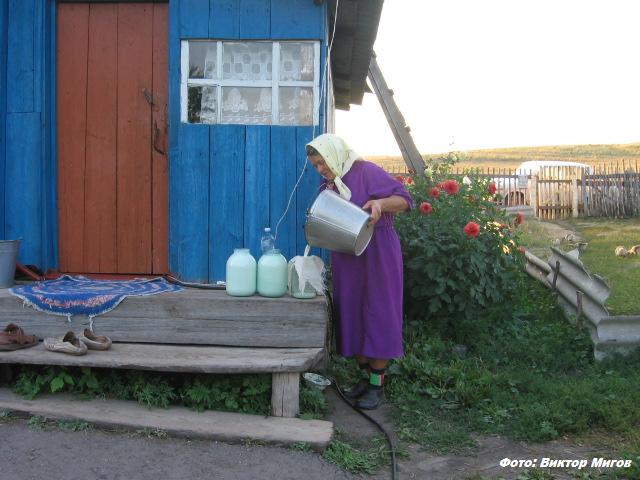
[0, 0, 327, 279]
[0, 0, 56, 270]
[169, 0, 328, 282]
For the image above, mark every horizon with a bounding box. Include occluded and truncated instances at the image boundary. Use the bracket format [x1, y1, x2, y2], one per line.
[365, 141, 640, 158]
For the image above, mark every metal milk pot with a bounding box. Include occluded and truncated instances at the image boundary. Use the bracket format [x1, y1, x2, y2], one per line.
[304, 190, 374, 256]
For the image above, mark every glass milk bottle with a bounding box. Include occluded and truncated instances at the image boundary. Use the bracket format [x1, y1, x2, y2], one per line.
[225, 249, 257, 296]
[257, 249, 288, 297]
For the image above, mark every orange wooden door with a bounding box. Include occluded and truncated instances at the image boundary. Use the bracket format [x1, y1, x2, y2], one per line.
[57, 3, 168, 274]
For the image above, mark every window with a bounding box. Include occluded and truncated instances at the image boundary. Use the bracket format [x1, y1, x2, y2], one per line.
[181, 40, 320, 126]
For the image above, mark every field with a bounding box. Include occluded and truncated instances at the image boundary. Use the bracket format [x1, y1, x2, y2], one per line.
[370, 143, 640, 172]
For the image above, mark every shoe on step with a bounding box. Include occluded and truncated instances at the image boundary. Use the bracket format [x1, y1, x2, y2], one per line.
[44, 331, 88, 356]
[79, 328, 112, 350]
[355, 387, 384, 410]
[0, 323, 39, 351]
[342, 378, 370, 400]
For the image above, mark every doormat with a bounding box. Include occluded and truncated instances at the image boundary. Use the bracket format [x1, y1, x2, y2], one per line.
[10, 275, 183, 321]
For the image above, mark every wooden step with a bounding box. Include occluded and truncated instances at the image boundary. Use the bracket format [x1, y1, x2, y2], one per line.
[0, 388, 334, 450]
[0, 343, 324, 373]
[0, 288, 328, 348]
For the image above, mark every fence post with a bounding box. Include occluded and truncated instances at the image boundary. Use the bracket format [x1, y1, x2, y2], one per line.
[530, 175, 538, 217]
[571, 178, 579, 217]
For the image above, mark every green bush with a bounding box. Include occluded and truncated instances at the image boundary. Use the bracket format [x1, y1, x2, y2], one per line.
[395, 157, 525, 339]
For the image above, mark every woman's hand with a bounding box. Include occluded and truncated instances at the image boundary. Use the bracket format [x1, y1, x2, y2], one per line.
[363, 199, 383, 226]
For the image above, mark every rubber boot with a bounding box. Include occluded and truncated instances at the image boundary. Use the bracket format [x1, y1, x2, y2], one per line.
[355, 386, 384, 410]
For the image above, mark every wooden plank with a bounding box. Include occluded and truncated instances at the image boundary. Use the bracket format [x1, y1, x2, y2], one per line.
[239, 0, 270, 39]
[0, 289, 328, 347]
[210, 125, 245, 282]
[244, 126, 271, 259]
[84, 3, 118, 272]
[116, 3, 153, 273]
[0, 343, 324, 373]
[5, 113, 42, 266]
[270, 0, 323, 40]
[272, 372, 300, 417]
[167, 0, 180, 154]
[0, 0, 7, 237]
[171, 124, 209, 282]
[296, 127, 320, 256]
[209, 0, 239, 39]
[0, 389, 334, 450]
[152, 3, 169, 273]
[7, 0, 35, 112]
[270, 127, 297, 260]
[40, 0, 57, 271]
[57, 3, 89, 272]
[180, 0, 209, 38]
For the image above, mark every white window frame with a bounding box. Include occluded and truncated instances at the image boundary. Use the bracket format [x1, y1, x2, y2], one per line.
[181, 40, 320, 126]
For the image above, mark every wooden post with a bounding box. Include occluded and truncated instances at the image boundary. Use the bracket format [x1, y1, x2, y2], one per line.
[530, 175, 538, 217]
[576, 291, 584, 329]
[271, 372, 300, 418]
[571, 178, 579, 217]
[552, 261, 560, 291]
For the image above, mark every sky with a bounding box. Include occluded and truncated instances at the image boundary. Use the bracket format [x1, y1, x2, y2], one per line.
[334, 0, 640, 156]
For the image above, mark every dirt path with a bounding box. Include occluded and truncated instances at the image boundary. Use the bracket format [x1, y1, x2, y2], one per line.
[0, 388, 613, 480]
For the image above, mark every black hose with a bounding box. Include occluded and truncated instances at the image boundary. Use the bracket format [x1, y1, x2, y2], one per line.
[164, 274, 226, 290]
[328, 376, 398, 480]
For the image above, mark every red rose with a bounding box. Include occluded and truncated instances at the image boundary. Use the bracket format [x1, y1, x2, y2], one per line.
[406, 176, 414, 185]
[429, 187, 440, 198]
[488, 182, 497, 195]
[395, 175, 405, 184]
[515, 212, 525, 226]
[463, 221, 480, 238]
[443, 179, 460, 195]
[419, 202, 433, 215]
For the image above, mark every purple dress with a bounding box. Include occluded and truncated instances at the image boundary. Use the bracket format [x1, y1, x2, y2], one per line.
[328, 161, 413, 359]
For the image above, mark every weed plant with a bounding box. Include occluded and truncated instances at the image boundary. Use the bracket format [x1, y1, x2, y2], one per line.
[379, 276, 640, 453]
[10, 367, 324, 418]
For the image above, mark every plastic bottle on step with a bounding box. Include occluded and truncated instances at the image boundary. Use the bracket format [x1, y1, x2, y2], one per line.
[260, 227, 275, 254]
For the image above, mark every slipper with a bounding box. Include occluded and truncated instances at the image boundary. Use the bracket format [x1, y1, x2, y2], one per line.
[44, 331, 88, 356]
[0, 323, 40, 351]
[79, 328, 112, 350]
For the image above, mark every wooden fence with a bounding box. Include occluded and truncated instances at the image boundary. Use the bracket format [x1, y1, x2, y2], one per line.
[584, 164, 640, 217]
[383, 162, 640, 219]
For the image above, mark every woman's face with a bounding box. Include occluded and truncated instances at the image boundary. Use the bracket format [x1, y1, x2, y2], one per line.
[308, 154, 336, 181]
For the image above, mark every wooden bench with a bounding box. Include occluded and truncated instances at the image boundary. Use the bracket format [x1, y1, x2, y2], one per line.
[0, 288, 329, 417]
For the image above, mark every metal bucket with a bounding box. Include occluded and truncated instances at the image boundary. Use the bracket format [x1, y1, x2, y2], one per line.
[0, 240, 19, 288]
[304, 190, 374, 256]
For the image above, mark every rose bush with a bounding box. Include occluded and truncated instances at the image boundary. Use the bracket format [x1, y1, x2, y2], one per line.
[395, 157, 525, 338]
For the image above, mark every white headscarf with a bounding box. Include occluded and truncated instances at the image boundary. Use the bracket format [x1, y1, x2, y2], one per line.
[306, 134, 361, 200]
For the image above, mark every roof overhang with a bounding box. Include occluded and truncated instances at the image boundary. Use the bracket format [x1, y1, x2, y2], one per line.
[328, 0, 384, 110]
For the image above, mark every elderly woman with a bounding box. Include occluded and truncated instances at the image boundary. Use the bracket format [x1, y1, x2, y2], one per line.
[306, 134, 413, 410]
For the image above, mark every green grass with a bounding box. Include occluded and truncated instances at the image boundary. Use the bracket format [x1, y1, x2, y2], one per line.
[330, 274, 640, 462]
[323, 433, 402, 475]
[564, 219, 640, 315]
[517, 218, 563, 259]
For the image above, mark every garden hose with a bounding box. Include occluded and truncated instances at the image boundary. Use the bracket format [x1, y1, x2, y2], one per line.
[164, 274, 226, 290]
[329, 376, 398, 480]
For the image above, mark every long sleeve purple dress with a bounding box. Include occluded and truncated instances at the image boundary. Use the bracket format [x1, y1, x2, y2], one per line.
[328, 161, 413, 359]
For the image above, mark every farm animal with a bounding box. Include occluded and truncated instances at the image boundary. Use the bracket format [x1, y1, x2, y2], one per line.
[615, 245, 640, 257]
